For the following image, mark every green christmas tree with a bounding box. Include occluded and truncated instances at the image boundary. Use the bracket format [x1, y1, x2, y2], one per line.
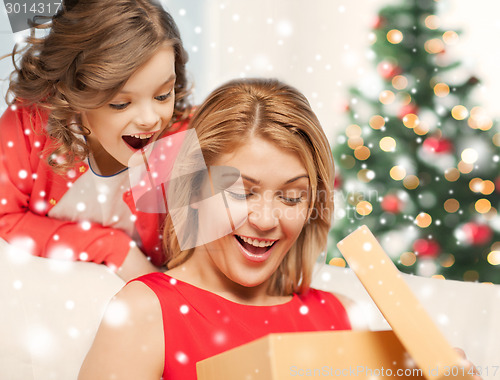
[328, 0, 500, 283]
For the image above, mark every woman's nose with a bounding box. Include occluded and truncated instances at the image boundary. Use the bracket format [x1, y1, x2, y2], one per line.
[247, 195, 279, 231]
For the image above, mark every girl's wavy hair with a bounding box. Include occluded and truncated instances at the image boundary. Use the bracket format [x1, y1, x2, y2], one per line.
[4, 0, 192, 170]
[163, 78, 335, 296]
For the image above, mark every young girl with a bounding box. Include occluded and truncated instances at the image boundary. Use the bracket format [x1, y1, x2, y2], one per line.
[0, 0, 192, 281]
[78, 78, 353, 379]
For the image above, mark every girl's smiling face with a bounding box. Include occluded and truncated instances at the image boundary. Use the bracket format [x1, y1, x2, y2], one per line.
[81, 45, 176, 175]
[191, 136, 311, 298]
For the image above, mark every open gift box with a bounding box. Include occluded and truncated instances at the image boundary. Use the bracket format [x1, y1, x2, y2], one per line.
[197, 226, 474, 379]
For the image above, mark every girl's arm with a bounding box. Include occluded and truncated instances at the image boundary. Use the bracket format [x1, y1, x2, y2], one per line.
[0, 106, 159, 279]
[79, 281, 165, 379]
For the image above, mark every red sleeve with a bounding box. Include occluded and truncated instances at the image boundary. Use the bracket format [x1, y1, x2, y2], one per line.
[0, 105, 131, 268]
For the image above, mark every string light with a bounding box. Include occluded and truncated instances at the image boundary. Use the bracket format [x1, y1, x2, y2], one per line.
[340, 154, 355, 169]
[369, 115, 385, 130]
[403, 113, 420, 128]
[444, 168, 460, 182]
[434, 83, 449, 97]
[387, 29, 403, 44]
[354, 146, 371, 160]
[457, 161, 473, 174]
[424, 15, 440, 30]
[487, 251, 500, 266]
[400, 251, 416, 266]
[461, 148, 478, 164]
[481, 180, 495, 195]
[403, 175, 419, 190]
[379, 136, 397, 152]
[475, 199, 491, 214]
[346, 124, 362, 138]
[451, 105, 468, 120]
[469, 178, 483, 193]
[390, 166, 406, 181]
[443, 31, 459, 45]
[444, 199, 460, 213]
[415, 212, 432, 227]
[357, 169, 375, 183]
[424, 38, 444, 54]
[347, 136, 364, 150]
[356, 200, 373, 216]
[392, 75, 408, 90]
[379, 90, 395, 104]
[468, 107, 492, 131]
[329, 257, 347, 267]
[439, 253, 455, 268]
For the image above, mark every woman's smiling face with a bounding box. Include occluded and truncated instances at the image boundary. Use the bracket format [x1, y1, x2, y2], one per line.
[192, 136, 311, 295]
[81, 45, 176, 175]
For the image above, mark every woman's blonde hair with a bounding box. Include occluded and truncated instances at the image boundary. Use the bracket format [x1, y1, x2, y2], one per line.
[164, 78, 334, 296]
[5, 0, 192, 170]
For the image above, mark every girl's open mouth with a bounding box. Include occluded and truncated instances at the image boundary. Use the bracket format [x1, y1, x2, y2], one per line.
[122, 132, 156, 151]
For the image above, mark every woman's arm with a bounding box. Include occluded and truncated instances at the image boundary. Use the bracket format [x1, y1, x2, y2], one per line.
[79, 281, 164, 379]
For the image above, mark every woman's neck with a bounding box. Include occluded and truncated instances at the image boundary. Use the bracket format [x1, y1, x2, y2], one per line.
[165, 256, 291, 306]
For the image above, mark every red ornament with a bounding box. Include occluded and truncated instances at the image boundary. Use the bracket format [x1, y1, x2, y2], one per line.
[334, 174, 342, 189]
[413, 239, 441, 258]
[422, 136, 454, 154]
[372, 15, 385, 29]
[398, 103, 419, 119]
[462, 222, 493, 246]
[495, 177, 500, 193]
[377, 61, 402, 80]
[381, 194, 402, 214]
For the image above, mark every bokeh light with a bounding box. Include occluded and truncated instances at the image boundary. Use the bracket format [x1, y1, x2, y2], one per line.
[387, 29, 403, 44]
[444, 199, 460, 213]
[354, 146, 371, 160]
[402, 113, 419, 128]
[390, 166, 406, 180]
[461, 148, 478, 164]
[379, 90, 396, 104]
[424, 38, 444, 54]
[369, 115, 385, 130]
[403, 175, 420, 189]
[475, 199, 491, 214]
[392, 75, 408, 90]
[379, 136, 397, 152]
[416, 212, 432, 228]
[443, 31, 459, 45]
[433, 82, 449, 97]
[451, 105, 468, 120]
[444, 168, 460, 182]
[400, 251, 416, 266]
[356, 200, 373, 216]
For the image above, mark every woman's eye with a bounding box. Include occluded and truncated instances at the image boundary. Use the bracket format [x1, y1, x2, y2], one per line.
[109, 102, 129, 110]
[281, 196, 304, 205]
[225, 190, 251, 201]
[155, 90, 173, 102]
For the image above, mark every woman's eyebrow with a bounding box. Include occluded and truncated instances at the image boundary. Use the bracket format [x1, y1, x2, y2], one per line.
[241, 174, 309, 185]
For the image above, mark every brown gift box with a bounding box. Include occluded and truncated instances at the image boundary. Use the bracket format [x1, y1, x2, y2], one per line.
[196, 226, 474, 379]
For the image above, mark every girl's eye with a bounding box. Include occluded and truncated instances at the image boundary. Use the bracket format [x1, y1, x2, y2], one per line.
[225, 190, 252, 201]
[109, 102, 130, 110]
[155, 90, 173, 102]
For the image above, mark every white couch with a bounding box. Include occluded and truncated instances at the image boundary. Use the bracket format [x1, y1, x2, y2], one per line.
[1, 239, 499, 380]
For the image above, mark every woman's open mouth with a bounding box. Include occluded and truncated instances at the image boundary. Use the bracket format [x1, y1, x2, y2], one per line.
[122, 132, 156, 151]
[235, 235, 277, 262]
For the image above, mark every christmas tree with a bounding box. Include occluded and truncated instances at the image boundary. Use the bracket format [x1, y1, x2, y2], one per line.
[328, 0, 500, 283]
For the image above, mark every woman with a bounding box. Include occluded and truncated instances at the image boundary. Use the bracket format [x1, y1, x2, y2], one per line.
[79, 79, 479, 379]
[0, 0, 192, 280]
[79, 78, 352, 379]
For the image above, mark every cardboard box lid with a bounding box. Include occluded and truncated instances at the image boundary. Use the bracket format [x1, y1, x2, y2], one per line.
[336, 225, 474, 379]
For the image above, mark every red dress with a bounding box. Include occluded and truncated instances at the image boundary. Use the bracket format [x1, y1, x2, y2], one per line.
[133, 272, 351, 380]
